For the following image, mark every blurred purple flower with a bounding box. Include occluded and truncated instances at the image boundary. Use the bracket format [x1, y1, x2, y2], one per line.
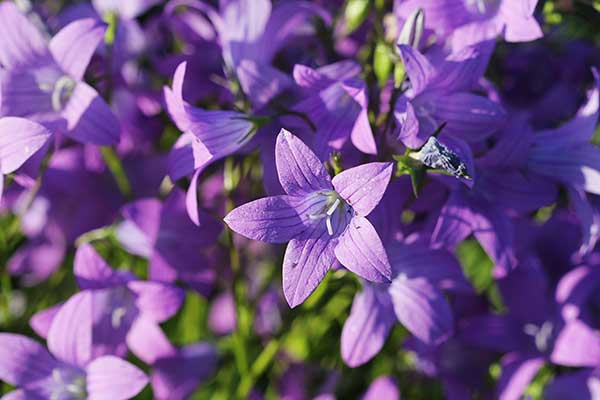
[117, 188, 223, 296]
[362, 376, 400, 400]
[31, 244, 185, 359]
[395, 0, 542, 49]
[225, 129, 394, 307]
[0, 291, 148, 399]
[292, 61, 377, 159]
[0, 2, 120, 147]
[127, 317, 217, 400]
[393, 44, 505, 149]
[341, 241, 468, 367]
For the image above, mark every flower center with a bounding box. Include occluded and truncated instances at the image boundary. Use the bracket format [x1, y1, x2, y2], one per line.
[464, 0, 500, 15]
[51, 368, 87, 400]
[523, 321, 554, 352]
[306, 191, 351, 236]
[51, 76, 77, 112]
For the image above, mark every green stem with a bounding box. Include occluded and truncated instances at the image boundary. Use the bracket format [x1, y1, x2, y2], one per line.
[236, 339, 281, 399]
[100, 146, 132, 200]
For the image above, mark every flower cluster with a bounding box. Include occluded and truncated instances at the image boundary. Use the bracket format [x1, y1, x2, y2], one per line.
[1, 0, 600, 399]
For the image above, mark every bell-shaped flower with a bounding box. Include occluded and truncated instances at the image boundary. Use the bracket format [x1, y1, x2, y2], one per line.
[225, 129, 394, 307]
[393, 44, 505, 149]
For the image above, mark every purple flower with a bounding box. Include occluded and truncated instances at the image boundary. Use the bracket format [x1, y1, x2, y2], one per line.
[164, 61, 256, 224]
[0, 292, 148, 399]
[0, 3, 120, 147]
[117, 188, 223, 296]
[362, 376, 401, 400]
[393, 44, 505, 149]
[341, 241, 469, 367]
[225, 129, 394, 307]
[292, 61, 377, 158]
[395, 0, 543, 50]
[544, 368, 600, 400]
[30, 244, 185, 359]
[459, 262, 600, 400]
[127, 317, 218, 400]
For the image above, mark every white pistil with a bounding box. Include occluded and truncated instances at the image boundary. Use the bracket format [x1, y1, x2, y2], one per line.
[51, 76, 76, 112]
[112, 306, 127, 328]
[325, 198, 341, 236]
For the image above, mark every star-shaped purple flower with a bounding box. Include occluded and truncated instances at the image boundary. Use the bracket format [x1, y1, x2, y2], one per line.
[225, 129, 394, 307]
[0, 286, 149, 399]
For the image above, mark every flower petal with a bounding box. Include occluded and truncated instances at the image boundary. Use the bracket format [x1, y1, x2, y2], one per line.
[550, 320, 600, 367]
[0, 2, 48, 68]
[86, 355, 149, 400]
[126, 316, 175, 364]
[556, 265, 600, 321]
[397, 44, 436, 96]
[332, 162, 393, 216]
[275, 129, 332, 195]
[0, 333, 57, 386]
[47, 291, 93, 367]
[388, 277, 453, 344]
[236, 60, 293, 109]
[496, 353, 545, 400]
[49, 18, 105, 81]
[29, 304, 61, 339]
[0, 117, 52, 174]
[74, 243, 124, 290]
[282, 232, 336, 308]
[334, 216, 391, 282]
[341, 284, 395, 367]
[127, 281, 185, 323]
[61, 82, 120, 145]
[420, 92, 506, 143]
[224, 195, 314, 243]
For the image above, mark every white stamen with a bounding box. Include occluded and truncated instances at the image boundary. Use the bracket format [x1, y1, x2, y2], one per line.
[51, 76, 76, 112]
[326, 198, 341, 216]
[111, 306, 127, 328]
[326, 215, 334, 236]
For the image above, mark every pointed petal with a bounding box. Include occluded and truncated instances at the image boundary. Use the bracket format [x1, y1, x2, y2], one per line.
[388, 277, 453, 344]
[74, 244, 123, 290]
[236, 60, 293, 109]
[332, 162, 393, 216]
[334, 216, 391, 282]
[185, 166, 204, 226]
[387, 242, 470, 292]
[0, 333, 57, 386]
[394, 97, 424, 149]
[397, 45, 435, 95]
[224, 195, 315, 243]
[497, 353, 545, 400]
[422, 92, 506, 142]
[167, 133, 212, 181]
[0, 2, 48, 68]
[551, 320, 600, 367]
[61, 82, 120, 145]
[282, 233, 336, 307]
[534, 69, 600, 146]
[431, 191, 474, 248]
[346, 82, 377, 155]
[293, 64, 335, 90]
[341, 284, 395, 367]
[49, 18, 105, 81]
[556, 265, 600, 321]
[127, 281, 185, 323]
[152, 343, 218, 400]
[275, 129, 332, 195]
[86, 355, 149, 400]
[0, 117, 52, 174]
[29, 304, 61, 339]
[433, 41, 495, 92]
[500, 2, 543, 43]
[126, 316, 175, 364]
[362, 376, 400, 400]
[258, 1, 330, 62]
[47, 291, 93, 367]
